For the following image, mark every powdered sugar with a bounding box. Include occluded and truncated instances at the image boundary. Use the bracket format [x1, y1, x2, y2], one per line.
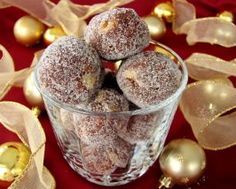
[38, 36, 102, 104]
[74, 115, 117, 145]
[117, 51, 182, 108]
[87, 89, 129, 112]
[73, 89, 129, 145]
[81, 142, 116, 175]
[84, 8, 150, 60]
[106, 137, 133, 168]
[115, 112, 164, 144]
[60, 108, 75, 131]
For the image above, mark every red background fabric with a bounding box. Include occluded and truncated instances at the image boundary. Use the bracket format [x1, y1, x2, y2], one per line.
[0, 0, 236, 188]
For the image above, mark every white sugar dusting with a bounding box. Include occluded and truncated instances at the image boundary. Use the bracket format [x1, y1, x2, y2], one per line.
[85, 8, 150, 60]
[117, 51, 182, 108]
[115, 112, 164, 144]
[87, 89, 129, 112]
[73, 89, 129, 145]
[81, 142, 116, 174]
[38, 36, 102, 105]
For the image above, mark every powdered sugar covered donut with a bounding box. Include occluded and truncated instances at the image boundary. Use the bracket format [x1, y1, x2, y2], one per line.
[117, 51, 182, 108]
[81, 137, 132, 174]
[106, 137, 133, 168]
[74, 89, 129, 145]
[87, 89, 129, 112]
[84, 8, 150, 60]
[74, 115, 117, 145]
[115, 112, 164, 144]
[81, 142, 116, 175]
[38, 36, 102, 104]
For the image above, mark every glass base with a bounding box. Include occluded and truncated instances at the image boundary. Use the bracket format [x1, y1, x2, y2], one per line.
[55, 125, 168, 186]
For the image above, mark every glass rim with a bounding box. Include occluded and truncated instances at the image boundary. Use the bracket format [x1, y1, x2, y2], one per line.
[34, 40, 188, 116]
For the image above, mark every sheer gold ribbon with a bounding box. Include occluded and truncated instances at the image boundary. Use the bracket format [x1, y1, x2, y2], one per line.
[180, 79, 236, 150]
[0, 45, 42, 101]
[173, 0, 236, 47]
[0, 0, 134, 36]
[185, 53, 236, 80]
[0, 101, 55, 188]
[181, 51, 236, 150]
[172, 0, 236, 150]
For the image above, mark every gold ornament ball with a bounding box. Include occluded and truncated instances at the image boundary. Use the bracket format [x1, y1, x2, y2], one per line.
[217, 10, 234, 22]
[159, 139, 206, 188]
[143, 16, 166, 40]
[0, 142, 31, 182]
[43, 26, 66, 45]
[13, 15, 46, 46]
[23, 71, 44, 109]
[153, 2, 175, 23]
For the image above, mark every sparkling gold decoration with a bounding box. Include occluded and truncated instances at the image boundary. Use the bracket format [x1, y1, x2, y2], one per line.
[31, 106, 41, 117]
[23, 71, 44, 109]
[153, 2, 175, 23]
[43, 26, 66, 45]
[180, 79, 236, 150]
[143, 16, 166, 39]
[0, 142, 30, 182]
[185, 53, 236, 80]
[217, 11, 234, 22]
[0, 102, 56, 188]
[158, 139, 206, 188]
[179, 17, 236, 47]
[13, 15, 46, 46]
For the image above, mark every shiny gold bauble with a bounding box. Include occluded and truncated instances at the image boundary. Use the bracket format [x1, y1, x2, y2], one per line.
[217, 10, 234, 22]
[13, 15, 46, 46]
[43, 26, 66, 45]
[153, 2, 175, 23]
[0, 142, 31, 182]
[159, 139, 206, 188]
[23, 71, 44, 109]
[143, 16, 166, 39]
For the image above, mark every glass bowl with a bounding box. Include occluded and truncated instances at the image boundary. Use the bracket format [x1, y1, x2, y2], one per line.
[34, 40, 188, 186]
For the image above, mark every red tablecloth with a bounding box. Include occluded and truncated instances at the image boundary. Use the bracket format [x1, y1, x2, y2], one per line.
[1, 0, 236, 189]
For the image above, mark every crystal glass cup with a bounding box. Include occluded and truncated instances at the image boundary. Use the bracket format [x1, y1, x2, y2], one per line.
[35, 41, 188, 186]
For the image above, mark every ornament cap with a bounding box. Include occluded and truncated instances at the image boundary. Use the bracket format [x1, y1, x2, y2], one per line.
[217, 10, 234, 22]
[158, 175, 175, 188]
[31, 106, 41, 117]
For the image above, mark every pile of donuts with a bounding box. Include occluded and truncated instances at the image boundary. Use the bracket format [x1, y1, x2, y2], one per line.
[38, 8, 182, 174]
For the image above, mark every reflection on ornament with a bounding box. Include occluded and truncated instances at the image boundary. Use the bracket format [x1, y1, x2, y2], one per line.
[153, 2, 175, 23]
[23, 71, 44, 109]
[43, 26, 66, 45]
[154, 46, 176, 61]
[217, 11, 234, 22]
[32, 106, 41, 117]
[158, 139, 206, 188]
[0, 142, 30, 183]
[114, 60, 122, 71]
[143, 16, 166, 39]
[13, 15, 46, 46]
